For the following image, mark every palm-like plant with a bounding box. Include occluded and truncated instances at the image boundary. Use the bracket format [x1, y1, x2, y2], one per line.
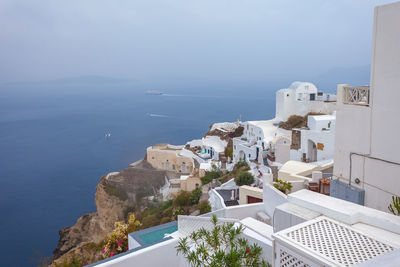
[176, 215, 270, 267]
[388, 196, 400, 216]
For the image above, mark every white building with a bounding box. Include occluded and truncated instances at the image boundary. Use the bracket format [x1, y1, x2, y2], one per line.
[332, 1, 400, 212]
[289, 114, 336, 163]
[233, 119, 280, 163]
[276, 81, 336, 122]
[187, 136, 227, 161]
[233, 82, 336, 165]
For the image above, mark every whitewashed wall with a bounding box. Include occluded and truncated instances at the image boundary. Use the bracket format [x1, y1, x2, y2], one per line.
[333, 2, 400, 212]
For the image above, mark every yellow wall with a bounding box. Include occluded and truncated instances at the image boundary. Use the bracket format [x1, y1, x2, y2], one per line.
[147, 145, 194, 174]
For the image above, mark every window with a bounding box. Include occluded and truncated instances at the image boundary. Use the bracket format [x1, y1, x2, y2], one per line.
[249, 154, 251, 158]
[234, 145, 236, 149]
[152, 157, 154, 160]
[172, 165, 175, 170]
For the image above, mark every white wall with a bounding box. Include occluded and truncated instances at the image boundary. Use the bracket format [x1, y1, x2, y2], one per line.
[333, 2, 400, 212]
[291, 127, 335, 162]
[275, 82, 336, 122]
[96, 239, 188, 267]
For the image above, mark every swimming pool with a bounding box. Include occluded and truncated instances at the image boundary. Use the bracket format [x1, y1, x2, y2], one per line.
[140, 225, 178, 244]
[128, 221, 178, 250]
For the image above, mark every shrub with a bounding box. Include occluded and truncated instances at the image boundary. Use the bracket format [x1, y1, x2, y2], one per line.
[103, 182, 128, 201]
[201, 171, 222, 185]
[273, 179, 293, 194]
[176, 215, 270, 267]
[141, 214, 160, 228]
[224, 146, 233, 158]
[102, 222, 129, 258]
[233, 160, 250, 170]
[102, 214, 141, 258]
[229, 126, 244, 138]
[173, 206, 185, 220]
[160, 217, 172, 224]
[234, 171, 255, 186]
[198, 200, 211, 214]
[174, 191, 191, 207]
[189, 188, 202, 205]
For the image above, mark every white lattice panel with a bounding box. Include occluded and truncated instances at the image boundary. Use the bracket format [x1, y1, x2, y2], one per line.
[279, 248, 310, 267]
[276, 216, 396, 266]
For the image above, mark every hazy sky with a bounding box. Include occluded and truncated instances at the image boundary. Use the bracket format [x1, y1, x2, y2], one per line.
[0, 0, 397, 84]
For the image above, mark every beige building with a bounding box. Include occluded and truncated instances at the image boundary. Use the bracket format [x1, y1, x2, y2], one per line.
[180, 175, 202, 192]
[239, 185, 263, 204]
[146, 144, 194, 174]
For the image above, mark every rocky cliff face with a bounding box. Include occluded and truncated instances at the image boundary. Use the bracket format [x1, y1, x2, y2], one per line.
[51, 160, 166, 265]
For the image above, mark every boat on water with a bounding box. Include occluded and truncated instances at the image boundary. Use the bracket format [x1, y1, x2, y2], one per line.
[146, 89, 163, 95]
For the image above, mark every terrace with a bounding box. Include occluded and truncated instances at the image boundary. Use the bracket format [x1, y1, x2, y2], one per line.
[90, 181, 400, 267]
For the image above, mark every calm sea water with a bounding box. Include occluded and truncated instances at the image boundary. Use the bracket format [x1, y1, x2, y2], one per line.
[0, 80, 278, 267]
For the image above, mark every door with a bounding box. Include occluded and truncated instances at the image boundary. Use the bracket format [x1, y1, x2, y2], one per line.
[247, 196, 263, 204]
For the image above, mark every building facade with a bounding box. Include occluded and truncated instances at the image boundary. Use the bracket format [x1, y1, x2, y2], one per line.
[275, 82, 336, 122]
[332, 2, 400, 212]
[146, 144, 194, 174]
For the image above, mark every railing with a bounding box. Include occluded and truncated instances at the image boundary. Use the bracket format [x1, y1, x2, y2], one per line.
[343, 86, 370, 106]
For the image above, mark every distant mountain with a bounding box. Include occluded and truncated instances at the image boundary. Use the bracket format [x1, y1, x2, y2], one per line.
[2, 75, 137, 87]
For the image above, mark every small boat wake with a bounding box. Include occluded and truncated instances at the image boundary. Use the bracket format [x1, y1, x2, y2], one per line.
[146, 113, 172, 118]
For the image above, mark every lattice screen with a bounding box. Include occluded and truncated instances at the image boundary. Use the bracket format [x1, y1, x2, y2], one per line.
[283, 217, 395, 266]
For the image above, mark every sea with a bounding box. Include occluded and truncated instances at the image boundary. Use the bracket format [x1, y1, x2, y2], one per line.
[0, 78, 284, 267]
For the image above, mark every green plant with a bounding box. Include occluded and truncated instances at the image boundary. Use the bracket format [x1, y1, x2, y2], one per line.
[189, 188, 202, 205]
[160, 217, 172, 224]
[234, 159, 249, 170]
[273, 179, 293, 194]
[103, 182, 128, 201]
[102, 214, 141, 258]
[201, 170, 222, 185]
[174, 191, 191, 207]
[234, 171, 255, 186]
[176, 215, 270, 267]
[198, 200, 211, 214]
[225, 146, 233, 158]
[388, 196, 400, 216]
[173, 206, 185, 220]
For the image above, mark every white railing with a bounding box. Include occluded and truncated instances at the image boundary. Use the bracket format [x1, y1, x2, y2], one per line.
[343, 86, 370, 106]
[208, 189, 226, 211]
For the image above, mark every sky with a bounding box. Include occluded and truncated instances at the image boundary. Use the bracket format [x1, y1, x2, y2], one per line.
[0, 0, 397, 85]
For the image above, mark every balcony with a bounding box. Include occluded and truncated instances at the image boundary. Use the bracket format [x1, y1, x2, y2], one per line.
[343, 86, 370, 106]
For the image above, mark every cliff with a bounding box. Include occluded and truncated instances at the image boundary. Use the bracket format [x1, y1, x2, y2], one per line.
[51, 160, 167, 265]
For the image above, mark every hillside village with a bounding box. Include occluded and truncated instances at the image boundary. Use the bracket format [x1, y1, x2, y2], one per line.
[53, 2, 400, 267]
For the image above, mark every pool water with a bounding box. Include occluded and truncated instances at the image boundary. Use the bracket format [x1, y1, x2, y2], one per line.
[140, 225, 178, 244]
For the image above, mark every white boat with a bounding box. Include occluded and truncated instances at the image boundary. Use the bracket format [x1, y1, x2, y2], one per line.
[146, 89, 163, 95]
